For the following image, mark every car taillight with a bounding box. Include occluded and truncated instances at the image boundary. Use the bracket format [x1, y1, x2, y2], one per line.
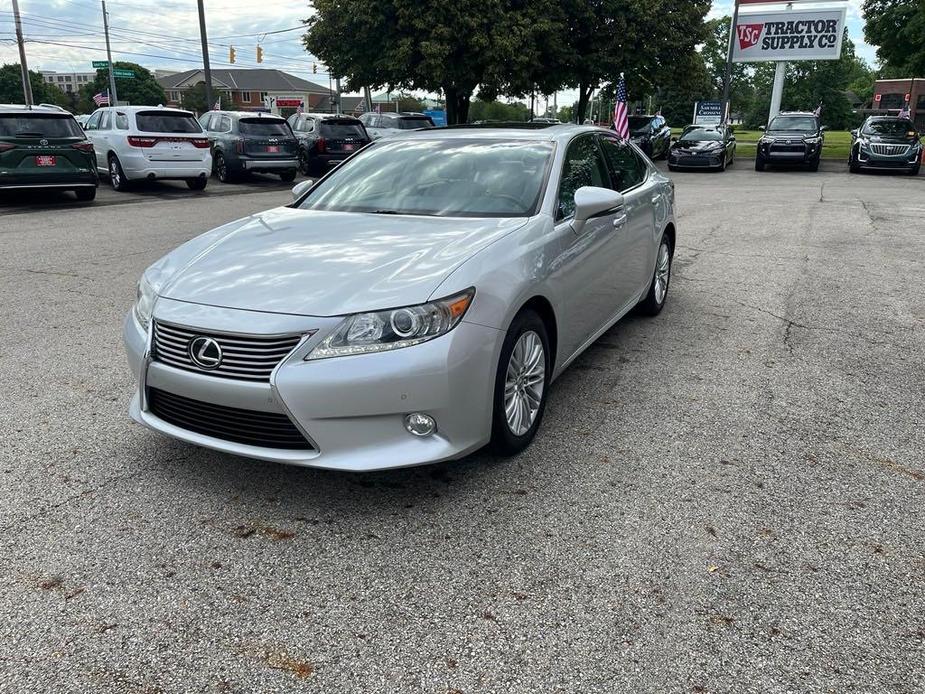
[191, 138, 210, 149]
[71, 141, 94, 152]
[235, 139, 244, 154]
[316, 137, 326, 153]
[0, 142, 15, 152]
[127, 136, 158, 148]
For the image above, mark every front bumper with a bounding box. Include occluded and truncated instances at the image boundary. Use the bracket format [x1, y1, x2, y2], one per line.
[856, 145, 921, 170]
[123, 299, 502, 471]
[668, 151, 723, 168]
[759, 140, 820, 164]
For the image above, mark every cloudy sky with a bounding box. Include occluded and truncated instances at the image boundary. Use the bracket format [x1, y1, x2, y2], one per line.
[1, 0, 876, 106]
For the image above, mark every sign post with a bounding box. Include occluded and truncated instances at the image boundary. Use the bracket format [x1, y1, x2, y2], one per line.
[693, 101, 724, 125]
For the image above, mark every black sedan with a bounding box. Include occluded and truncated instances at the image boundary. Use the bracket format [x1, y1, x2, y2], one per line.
[628, 114, 672, 159]
[667, 125, 736, 172]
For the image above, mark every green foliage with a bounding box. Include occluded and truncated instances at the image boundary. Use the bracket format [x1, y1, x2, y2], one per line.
[178, 82, 233, 114]
[468, 99, 530, 122]
[557, 103, 576, 124]
[863, 0, 925, 75]
[0, 64, 70, 107]
[77, 62, 165, 112]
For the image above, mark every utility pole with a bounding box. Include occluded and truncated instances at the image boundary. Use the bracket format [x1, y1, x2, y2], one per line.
[720, 0, 741, 124]
[11, 0, 34, 107]
[363, 85, 372, 113]
[196, 0, 214, 110]
[101, 1, 118, 105]
[335, 77, 342, 114]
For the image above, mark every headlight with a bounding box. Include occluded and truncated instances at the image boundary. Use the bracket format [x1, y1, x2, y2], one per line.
[803, 137, 821, 145]
[134, 275, 156, 330]
[858, 138, 870, 150]
[306, 288, 475, 360]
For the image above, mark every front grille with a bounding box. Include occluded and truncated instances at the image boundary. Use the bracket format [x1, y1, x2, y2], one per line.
[870, 143, 909, 156]
[152, 321, 303, 382]
[147, 387, 313, 450]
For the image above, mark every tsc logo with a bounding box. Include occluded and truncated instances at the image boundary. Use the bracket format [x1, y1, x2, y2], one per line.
[737, 23, 764, 50]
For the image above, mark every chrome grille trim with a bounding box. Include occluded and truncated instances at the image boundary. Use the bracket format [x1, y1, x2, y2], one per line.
[870, 143, 909, 157]
[152, 320, 304, 382]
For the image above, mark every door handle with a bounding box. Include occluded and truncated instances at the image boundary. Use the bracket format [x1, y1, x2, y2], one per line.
[612, 214, 627, 228]
[650, 194, 660, 205]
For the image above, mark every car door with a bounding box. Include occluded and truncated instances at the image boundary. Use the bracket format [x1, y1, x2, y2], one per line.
[598, 135, 657, 302]
[95, 110, 112, 168]
[83, 111, 104, 169]
[551, 134, 629, 360]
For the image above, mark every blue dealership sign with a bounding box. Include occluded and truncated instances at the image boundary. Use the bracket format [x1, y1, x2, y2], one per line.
[423, 109, 447, 127]
[693, 101, 723, 125]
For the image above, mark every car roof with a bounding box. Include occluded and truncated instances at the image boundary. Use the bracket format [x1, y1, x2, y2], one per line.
[776, 111, 817, 117]
[209, 110, 287, 120]
[866, 115, 910, 121]
[100, 105, 195, 115]
[391, 123, 611, 143]
[0, 104, 76, 116]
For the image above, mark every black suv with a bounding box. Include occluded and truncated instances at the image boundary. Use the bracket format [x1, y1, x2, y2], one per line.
[286, 114, 370, 176]
[849, 116, 922, 175]
[755, 112, 825, 171]
[628, 114, 671, 159]
[198, 111, 299, 183]
[0, 105, 98, 201]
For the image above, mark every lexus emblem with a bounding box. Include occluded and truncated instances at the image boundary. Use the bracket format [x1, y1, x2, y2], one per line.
[188, 336, 223, 369]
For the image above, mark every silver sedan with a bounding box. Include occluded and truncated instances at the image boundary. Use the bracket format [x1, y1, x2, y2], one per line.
[123, 125, 676, 471]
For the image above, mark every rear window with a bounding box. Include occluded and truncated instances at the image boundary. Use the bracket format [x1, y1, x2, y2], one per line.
[398, 117, 435, 130]
[135, 111, 201, 133]
[239, 119, 290, 136]
[0, 114, 84, 138]
[319, 121, 366, 138]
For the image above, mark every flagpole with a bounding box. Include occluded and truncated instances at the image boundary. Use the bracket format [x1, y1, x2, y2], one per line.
[721, 0, 741, 124]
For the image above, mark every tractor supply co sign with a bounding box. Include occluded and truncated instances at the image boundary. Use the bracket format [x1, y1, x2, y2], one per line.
[732, 7, 846, 63]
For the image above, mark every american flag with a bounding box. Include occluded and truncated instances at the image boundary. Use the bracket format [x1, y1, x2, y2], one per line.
[898, 101, 911, 119]
[813, 101, 822, 117]
[613, 73, 629, 140]
[92, 89, 109, 106]
[297, 101, 304, 114]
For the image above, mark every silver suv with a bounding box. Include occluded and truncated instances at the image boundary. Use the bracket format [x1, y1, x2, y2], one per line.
[359, 112, 435, 140]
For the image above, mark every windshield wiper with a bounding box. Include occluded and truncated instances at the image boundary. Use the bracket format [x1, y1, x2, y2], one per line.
[371, 209, 402, 215]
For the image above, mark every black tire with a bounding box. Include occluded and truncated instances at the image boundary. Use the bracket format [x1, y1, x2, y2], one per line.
[909, 163, 920, 176]
[490, 310, 551, 457]
[279, 169, 297, 183]
[186, 177, 207, 190]
[808, 157, 820, 172]
[637, 233, 673, 317]
[74, 187, 96, 201]
[298, 149, 311, 176]
[718, 156, 726, 172]
[214, 152, 236, 183]
[108, 154, 130, 191]
[667, 163, 677, 172]
[849, 154, 861, 173]
[755, 155, 766, 172]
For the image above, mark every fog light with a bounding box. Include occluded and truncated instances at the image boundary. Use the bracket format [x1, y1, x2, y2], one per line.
[404, 412, 436, 437]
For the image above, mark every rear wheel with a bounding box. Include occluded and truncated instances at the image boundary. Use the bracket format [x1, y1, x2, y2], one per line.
[279, 169, 297, 183]
[298, 149, 311, 175]
[186, 177, 207, 190]
[637, 234, 672, 317]
[108, 154, 130, 191]
[214, 152, 234, 183]
[74, 187, 96, 201]
[490, 310, 550, 456]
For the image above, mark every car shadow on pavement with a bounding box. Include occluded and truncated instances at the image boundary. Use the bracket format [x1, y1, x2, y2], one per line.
[0, 189, 97, 210]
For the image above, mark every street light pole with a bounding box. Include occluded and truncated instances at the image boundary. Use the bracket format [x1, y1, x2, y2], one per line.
[11, 0, 34, 107]
[101, 1, 118, 105]
[197, 0, 214, 110]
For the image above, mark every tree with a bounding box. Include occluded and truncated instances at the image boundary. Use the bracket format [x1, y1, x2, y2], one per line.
[77, 62, 165, 111]
[863, 0, 925, 75]
[468, 99, 531, 122]
[304, 0, 564, 124]
[0, 64, 70, 107]
[176, 82, 232, 115]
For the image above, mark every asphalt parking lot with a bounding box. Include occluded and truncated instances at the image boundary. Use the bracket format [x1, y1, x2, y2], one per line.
[1, 163, 923, 693]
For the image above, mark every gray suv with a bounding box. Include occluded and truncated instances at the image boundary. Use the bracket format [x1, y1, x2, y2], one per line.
[198, 111, 298, 183]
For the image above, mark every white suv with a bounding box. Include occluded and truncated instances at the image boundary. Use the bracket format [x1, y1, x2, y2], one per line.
[83, 106, 212, 191]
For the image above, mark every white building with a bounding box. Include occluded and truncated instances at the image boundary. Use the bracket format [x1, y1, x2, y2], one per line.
[41, 70, 97, 94]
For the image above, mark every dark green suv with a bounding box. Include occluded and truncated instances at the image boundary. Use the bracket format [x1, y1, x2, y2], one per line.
[0, 105, 98, 201]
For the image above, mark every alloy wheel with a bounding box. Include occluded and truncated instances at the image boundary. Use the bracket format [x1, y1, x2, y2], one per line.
[503, 330, 545, 436]
[654, 241, 670, 305]
[109, 159, 120, 188]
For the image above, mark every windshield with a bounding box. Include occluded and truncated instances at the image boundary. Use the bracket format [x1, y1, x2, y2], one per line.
[239, 119, 290, 136]
[319, 121, 366, 138]
[628, 117, 652, 133]
[135, 111, 201, 133]
[0, 114, 83, 138]
[398, 117, 435, 130]
[297, 139, 553, 217]
[680, 127, 722, 142]
[862, 119, 916, 136]
[768, 116, 817, 132]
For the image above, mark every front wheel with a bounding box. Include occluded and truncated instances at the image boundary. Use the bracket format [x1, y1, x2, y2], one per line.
[637, 234, 673, 317]
[490, 311, 550, 456]
[186, 177, 207, 190]
[909, 163, 920, 176]
[755, 155, 766, 172]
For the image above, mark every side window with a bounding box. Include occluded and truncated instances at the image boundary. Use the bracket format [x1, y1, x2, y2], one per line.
[115, 112, 129, 130]
[557, 135, 610, 220]
[599, 137, 647, 192]
[219, 115, 232, 132]
[99, 111, 112, 130]
[199, 113, 212, 130]
[85, 111, 101, 130]
[305, 118, 315, 133]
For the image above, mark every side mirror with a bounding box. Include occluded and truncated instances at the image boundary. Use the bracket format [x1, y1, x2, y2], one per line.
[850, 129, 858, 137]
[571, 186, 624, 235]
[671, 136, 678, 142]
[821, 125, 829, 132]
[758, 125, 766, 131]
[729, 135, 736, 141]
[291, 179, 315, 201]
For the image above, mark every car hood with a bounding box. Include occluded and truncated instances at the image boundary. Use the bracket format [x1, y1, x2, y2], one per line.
[157, 206, 527, 317]
[765, 130, 815, 138]
[672, 140, 723, 151]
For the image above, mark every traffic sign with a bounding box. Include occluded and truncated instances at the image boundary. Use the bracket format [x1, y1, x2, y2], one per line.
[113, 69, 135, 79]
[92, 60, 109, 68]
